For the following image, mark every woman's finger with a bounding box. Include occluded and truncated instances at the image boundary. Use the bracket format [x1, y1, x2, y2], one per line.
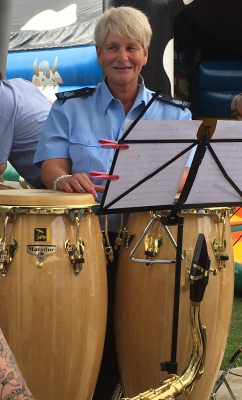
[71, 173, 97, 195]
[94, 184, 105, 193]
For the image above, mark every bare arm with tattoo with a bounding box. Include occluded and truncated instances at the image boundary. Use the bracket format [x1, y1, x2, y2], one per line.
[0, 328, 35, 400]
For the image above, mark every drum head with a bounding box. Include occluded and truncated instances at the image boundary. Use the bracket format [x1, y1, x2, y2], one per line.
[0, 189, 96, 206]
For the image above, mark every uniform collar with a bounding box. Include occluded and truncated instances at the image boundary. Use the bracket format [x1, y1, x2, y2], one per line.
[100, 75, 146, 114]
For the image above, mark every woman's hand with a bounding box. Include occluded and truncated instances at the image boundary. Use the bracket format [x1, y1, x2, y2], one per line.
[41, 158, 104, 199]
[56, 173, 104, 195]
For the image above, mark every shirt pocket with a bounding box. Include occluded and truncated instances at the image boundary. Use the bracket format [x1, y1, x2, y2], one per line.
[69, 134, 104, 175]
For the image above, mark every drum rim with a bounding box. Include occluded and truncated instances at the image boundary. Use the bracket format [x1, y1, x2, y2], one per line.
[0, 189, 97, 207]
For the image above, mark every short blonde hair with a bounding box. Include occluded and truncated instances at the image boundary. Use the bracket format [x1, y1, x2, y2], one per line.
[94, 6, 152, 50]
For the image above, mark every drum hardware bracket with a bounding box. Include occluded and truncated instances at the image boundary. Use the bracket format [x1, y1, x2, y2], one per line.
[124, 230, 135, 248]
[212, 238, 229, 271]
[65, 239, 85, 275]
[114, 215, 135, 252]
[114, 228, 124, 251]
[111, 382, 124, 400]
[144, 233, 163, 266]
[212, 210, 229, 270]
[0, 238, 18, 277]
[184, 250, 193, 291]
[114, 228, 135, 251]
[65, 216, 85, 276]
[114, 215, 125, 252]
[102, 234, 114, 263]
[0, 215, 18, 277]
[105, 245, 114, 262]
[103, 216, 114, 263]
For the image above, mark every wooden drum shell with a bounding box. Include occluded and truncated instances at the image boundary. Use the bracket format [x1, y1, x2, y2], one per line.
[0, 190, 107, 400]
[115, 211, 234, 400]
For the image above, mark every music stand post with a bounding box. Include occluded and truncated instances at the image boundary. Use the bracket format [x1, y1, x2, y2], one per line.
[160, 215, 184, 375]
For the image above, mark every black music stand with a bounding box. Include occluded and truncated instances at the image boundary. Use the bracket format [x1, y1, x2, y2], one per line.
[97, 116, 242, 375]
[211, 347, 242, 400]
[99, 119, 242, 214]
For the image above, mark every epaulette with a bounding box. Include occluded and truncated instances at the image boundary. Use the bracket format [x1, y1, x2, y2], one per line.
[154, 92, 191, 108]
[56, 87, 95, 102]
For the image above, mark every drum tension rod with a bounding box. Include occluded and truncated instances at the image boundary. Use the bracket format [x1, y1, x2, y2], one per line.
[114, 214, 135, 252]
[212, 212, 229, 271]
[103, 215, 114, 263]
[0, 215, 18, 277]
[114, 214, 124, 252]
[65, 215, 85, 276]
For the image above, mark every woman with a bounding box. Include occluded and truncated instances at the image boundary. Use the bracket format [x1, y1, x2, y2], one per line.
[34, 6, 192, 399]
[34, 6, 191, 205]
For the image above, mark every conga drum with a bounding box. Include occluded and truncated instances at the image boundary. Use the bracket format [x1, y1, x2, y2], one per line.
[0, 189, 107, 400]
[115, 210, 234, 400]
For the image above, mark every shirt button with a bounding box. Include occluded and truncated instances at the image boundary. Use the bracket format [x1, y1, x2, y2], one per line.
[86, 141, 91, 145]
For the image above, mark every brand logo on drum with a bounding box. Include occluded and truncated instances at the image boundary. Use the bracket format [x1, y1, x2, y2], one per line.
[27, 245, 56, 261]
[34, 228, 50, 241]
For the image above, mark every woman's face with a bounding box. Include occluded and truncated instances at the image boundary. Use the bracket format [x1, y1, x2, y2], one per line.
[96, 33, 148, 92]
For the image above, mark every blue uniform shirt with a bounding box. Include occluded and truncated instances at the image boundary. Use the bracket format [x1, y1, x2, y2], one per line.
[35, 76, 191, 175]
[34, 77, 191, 230]
[0, 78, 51, 187]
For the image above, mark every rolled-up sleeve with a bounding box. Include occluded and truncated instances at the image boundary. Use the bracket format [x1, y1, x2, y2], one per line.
[34, 101, 70, 166]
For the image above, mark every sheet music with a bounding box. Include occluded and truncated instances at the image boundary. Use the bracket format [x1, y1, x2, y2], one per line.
[122, 118, 201, 140]
[212, 120, 242, 138]
[186, 120, 242, 205]
[102, 119, 202, 210]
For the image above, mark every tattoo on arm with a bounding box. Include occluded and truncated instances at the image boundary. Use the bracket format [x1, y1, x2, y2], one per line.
[0, 328, 35, 400]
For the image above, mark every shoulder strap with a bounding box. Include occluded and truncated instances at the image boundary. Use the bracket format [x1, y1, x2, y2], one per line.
[56, 87, 95, 102]
[154, 92, 191, 108]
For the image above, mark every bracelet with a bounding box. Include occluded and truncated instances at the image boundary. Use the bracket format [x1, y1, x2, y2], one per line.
[53, 175, 72, 190]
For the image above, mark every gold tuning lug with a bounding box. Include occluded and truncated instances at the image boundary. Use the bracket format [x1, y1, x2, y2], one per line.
[212, 237, 229, 271]
[114, 214, 126, 252]
[102, 215, 114, 263]
[124, 231, 134, 249]
[114, 229, 124, 251]
[0, 216, 18, 277]
[113, 214, 134, 251]
[65, 216, 85, 276]
[114, 229, 135, 251]
[184, 250, 193, 291]
[105, 245, 114, 263]
[65, 239, 85, 276]
[144, 232, 163, 266]
[212, 212, 229, 271]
